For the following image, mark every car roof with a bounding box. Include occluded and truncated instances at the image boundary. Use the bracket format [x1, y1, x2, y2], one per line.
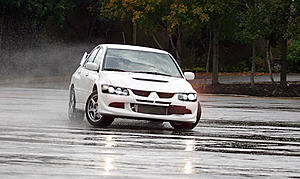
[100, 44, 169, 54]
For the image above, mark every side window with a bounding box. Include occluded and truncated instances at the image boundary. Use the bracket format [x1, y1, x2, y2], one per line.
[94, 47, 104, 66]
[85, 48, 99, 65]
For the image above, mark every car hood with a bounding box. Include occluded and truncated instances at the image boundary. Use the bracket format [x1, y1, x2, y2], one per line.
[100, 71, 195, 93]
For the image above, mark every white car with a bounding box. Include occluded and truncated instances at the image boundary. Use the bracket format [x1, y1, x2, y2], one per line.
[68, 44, 201, 129]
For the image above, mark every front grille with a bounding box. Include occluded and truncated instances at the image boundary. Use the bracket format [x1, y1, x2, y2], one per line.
[157, 92, 174, 98]
[132, 89, 151, 97]
[132, 90, 174, 99]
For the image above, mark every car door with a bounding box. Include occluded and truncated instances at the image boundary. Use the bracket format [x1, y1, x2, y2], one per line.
[86, 47, 104, 90]
[76, 47, 100, 104]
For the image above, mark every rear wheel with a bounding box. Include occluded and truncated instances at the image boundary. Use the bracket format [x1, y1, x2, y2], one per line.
[86, 91, 114, 127]
[68, 87, 84, 121]
[170, 102, 201, 130]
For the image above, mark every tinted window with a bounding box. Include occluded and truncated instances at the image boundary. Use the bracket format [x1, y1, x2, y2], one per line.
[85, 48, 99, 65]
[94, 48, 104, 65]
[103, 49, 182, 78]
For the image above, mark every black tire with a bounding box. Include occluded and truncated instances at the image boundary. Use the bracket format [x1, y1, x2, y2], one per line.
[170, 102, 201, 130]
[85, 91, 114, 127]
[68, 87, 84, 121]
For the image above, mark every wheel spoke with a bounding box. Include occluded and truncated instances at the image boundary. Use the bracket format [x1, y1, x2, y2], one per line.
[87, 93, 101, 122]
[88, 104, 98, 119]
[89, 112, 94, 119]
[91, 98, 96, 106]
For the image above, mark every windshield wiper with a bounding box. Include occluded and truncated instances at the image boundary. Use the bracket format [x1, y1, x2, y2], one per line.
[132, 71, 173, 77]
[104, 68, 126, 72]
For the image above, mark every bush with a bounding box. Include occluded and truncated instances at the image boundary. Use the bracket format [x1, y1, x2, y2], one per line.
[223, 59, 250, 72]
[182, 67, 206, 72]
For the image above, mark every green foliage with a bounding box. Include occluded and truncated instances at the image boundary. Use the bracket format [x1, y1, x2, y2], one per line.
[0, 0, 78, 26]
[182, 67, 206, 73]
[236, 1, 268, 43]
[99, 0, 211, 34]
[1, 0, 300, 73]
[255, 56, 267, 72]
[287, 38, 300, 72]
[223, 60, 250, 72]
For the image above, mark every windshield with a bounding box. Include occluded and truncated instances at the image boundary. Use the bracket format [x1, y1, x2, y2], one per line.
[102, 49, 182, 78]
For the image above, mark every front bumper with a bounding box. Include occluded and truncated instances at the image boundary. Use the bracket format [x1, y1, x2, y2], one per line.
[97, 90, 198, 123]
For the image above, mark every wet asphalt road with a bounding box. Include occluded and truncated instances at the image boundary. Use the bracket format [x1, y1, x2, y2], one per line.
[0, 87, 300, 178]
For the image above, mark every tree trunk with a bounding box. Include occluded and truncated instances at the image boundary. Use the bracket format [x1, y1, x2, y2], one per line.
[122, 31, 126, 44]
[177, 24, 182, 63]
[169, 34, 180, 64]
[250, 41, 256, 89]
[87, 16, 96, 42]
[265, 39, 276, 88]
[205, 31, 212, 83]
[132, 23, 137, 45]
[152, 31, 163, 49]
[280, 1, 291, 87]
[212, 29, 219, 87]
[280, 31, 288, 87]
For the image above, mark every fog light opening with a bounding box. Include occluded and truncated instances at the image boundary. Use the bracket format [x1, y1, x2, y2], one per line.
[109, 102, 125, 109]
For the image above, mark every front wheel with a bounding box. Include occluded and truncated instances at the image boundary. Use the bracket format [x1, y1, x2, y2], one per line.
[86, 91, 114, 127]
[170, 102, 201, 130]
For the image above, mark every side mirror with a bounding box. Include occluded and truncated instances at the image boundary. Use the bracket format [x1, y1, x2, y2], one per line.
[80, 52, 88, 66]
[85, 62, 98, 71]
[184, 72, 195, 80]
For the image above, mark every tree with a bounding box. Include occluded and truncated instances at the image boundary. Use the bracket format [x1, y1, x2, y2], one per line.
[277, 0, 299, 87]
[204, 0, 240, 86]
[237, 0, 269, 89]
[100, 0, 210, 64]
[259, 0, 299, 87]
[0, 0, 77, 50]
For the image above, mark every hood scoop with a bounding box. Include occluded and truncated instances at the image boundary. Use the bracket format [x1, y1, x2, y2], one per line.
[132, 77, 168, 83]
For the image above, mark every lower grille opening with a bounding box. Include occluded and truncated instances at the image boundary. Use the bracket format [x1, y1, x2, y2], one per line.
[130, 104, 191, 115]
[131, 104, 167, 115]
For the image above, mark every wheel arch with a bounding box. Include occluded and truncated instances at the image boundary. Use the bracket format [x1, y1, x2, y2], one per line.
[69, 84, 75, 96]
[93, 84, 98, 92]
[91, 83, 100, 96]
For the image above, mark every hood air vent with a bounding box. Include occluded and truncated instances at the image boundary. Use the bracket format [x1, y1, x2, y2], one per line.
[132, 78, 168, 83]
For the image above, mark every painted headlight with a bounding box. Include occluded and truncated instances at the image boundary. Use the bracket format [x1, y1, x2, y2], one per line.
[178, 93, 197, 101]
[102, 85, 130, 96]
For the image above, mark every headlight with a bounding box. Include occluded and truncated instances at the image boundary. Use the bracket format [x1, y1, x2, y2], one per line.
[178, 93, 197, 101]
[102, 85, 130, 96]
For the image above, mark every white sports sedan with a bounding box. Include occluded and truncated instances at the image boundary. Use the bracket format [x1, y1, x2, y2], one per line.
[68, 44, 201, 129]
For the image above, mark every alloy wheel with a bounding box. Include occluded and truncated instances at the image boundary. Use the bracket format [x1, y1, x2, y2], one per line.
[87, 93, 102, 122]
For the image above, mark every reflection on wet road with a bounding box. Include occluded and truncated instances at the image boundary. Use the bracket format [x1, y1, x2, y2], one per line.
[0, 88, 300, 178]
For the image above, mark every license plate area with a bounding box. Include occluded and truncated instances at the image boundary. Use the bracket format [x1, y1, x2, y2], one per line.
[134, 104, 167, 115]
